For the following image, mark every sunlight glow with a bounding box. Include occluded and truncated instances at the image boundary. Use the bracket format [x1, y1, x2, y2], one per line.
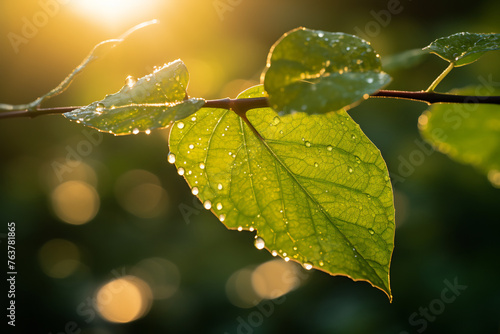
[96, 276, 153, 323]
[114, 169, 169, 218]
[225, 267, 262, 308]
[251, 259, 305, 299]
[51, 181, 100, 225]
[70, 0, 161, 23]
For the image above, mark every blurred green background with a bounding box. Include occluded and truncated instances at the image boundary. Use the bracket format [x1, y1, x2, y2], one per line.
[1, 0, 499, 333]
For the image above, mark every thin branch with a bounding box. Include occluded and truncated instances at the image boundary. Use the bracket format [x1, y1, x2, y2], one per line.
[203, 97, 270, 113]
[370, 90, 500, 105]
[1, 90, 500, 120]
[0, 107, 82, 119]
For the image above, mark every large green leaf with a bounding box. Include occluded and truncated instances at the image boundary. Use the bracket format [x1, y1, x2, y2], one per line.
[169, 85, 395, 299]
[64, 60, 204, 135]
[424, 32, 500, 67]
[263, 27, 391, 115]
[419, 86, 500, 187]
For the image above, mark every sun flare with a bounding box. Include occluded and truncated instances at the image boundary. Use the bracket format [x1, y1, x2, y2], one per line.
[70, 0, 161, 24]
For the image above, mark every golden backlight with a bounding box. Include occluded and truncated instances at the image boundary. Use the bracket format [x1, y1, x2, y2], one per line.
[96, 276, 153, 323]
[69, 0, 162, 23]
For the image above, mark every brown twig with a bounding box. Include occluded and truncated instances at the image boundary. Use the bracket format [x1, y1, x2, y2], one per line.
[1, 90, 500, 120]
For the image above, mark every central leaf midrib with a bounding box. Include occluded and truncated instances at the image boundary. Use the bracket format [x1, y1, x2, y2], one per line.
[246, 117, 385, 287]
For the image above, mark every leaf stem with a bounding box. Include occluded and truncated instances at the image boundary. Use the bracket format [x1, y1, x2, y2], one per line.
[425, 62, 455, 92]
[2, 90, 500, 120]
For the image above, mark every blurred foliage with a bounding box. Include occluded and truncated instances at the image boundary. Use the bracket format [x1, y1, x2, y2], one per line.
[1, 0, 499, 333]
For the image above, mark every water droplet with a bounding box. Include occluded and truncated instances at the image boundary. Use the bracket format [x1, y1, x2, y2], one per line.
[199, 162, 205, 170]
[271, 250, 278, 257]
[191, 116, 197, 122]
[254, 237, 265, 250]
[305, 141, 311, 147]
[217, 183, 223, 190]
[272, 116, 280, 125]
[176, 122, 185, 129]
[145, 129, 151, 135]
[237, 226, 243, 231]
[284, 257, 290, 262]
[369, 229, 375, 235]
[348, 167, 353, 173]
[203, 200, 212, 210]
[167, 153, 176, 164]
[303, 262, 313, 270]
[249, 227, 255, 232]
[132, 128, 140, 135]
[191, 187, 199, 195]
[327, 145, 333, 151]
[366, 77, 374, 84]
[216, 202, 223, 210]
[319, 260, 324, 266]
[177, 168, 185, 176]
[125, 75, 137, 88]
[189, 144, 194, 149]
[219, 214, 226, 222]
[96, 103, 105, 113]
[317, 32, 324, 38]
[351, 134, 356, 140]
[314, 162, 319, 168]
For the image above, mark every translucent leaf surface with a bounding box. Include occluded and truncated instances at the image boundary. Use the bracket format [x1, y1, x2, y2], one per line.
[424, 32, 500, 66]
[169, 85, 395, 299]
[419, 86, 500, 187]
[64, 60, 204, 135]
[263, 27, 391, 114]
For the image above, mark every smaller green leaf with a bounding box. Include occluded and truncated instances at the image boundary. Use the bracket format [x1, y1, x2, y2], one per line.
[263, 27, 391, 115]
[424, 32, 500, 67]
[64, 60, 205, 135]
[419, 86, 500, 187]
